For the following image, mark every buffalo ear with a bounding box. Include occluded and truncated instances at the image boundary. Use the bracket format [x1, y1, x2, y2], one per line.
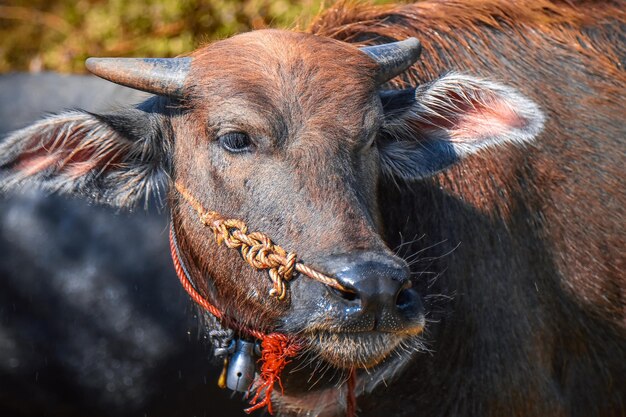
[0, 97, 171, 208]
[378, 73, 545, 180]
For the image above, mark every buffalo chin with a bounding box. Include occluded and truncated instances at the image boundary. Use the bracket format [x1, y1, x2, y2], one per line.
[305, 331, 406, 369]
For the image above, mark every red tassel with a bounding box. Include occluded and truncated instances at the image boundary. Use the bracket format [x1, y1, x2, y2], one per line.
[245, 333, 302, 414]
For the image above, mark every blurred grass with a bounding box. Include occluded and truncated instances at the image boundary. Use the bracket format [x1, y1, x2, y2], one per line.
[0, 0, 344, 74]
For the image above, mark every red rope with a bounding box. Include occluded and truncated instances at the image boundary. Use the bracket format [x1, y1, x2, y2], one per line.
[169, 225, 356, 415]
[169, 226, 261, 339]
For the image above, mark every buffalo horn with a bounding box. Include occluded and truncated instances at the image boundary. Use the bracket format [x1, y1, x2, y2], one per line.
[360, 38, 422, 83]
[85, 57, 191, 96]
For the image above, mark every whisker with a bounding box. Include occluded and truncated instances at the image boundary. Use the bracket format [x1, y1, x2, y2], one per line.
[403, 238, 451, 263]
[394, 233, 427, 257]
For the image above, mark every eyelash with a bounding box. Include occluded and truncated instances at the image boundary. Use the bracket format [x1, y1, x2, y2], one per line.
[218, 132, 254, 153]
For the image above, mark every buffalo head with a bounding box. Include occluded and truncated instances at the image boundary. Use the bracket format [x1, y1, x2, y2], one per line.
[0, 30, 543, 373]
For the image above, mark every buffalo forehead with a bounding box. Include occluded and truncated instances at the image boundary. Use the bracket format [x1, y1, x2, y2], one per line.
[186, 30, 379, 140]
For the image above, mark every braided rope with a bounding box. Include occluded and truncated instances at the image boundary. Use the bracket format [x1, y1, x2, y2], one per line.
[174, 181, 352, 299]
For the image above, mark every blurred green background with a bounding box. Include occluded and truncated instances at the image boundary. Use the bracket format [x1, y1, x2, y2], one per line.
[0, 0, 348, 74]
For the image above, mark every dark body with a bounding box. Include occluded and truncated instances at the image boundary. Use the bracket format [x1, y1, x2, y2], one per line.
[0, 73, 247, 417]
[306, 1, 625, 416]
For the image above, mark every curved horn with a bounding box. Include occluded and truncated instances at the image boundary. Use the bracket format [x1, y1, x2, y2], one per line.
[360, 38, 422, 83]
[85, 57, 191, 96]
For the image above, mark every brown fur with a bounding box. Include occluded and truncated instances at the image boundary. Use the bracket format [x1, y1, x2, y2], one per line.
[310, 0, 625, 84]
[309, 0, 625, 323]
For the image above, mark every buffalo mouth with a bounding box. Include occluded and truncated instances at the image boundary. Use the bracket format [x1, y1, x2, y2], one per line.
[303, 322, 425, 369]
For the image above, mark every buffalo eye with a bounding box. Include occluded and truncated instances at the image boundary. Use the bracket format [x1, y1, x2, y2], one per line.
[218, 132, 253, 153]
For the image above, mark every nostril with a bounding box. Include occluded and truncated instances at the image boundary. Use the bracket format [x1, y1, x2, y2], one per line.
[396, 288, 414, 308]
[329, 286, 359, 302]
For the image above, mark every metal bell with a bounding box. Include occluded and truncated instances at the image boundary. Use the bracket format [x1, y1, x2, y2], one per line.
[226, 339, 257, 392]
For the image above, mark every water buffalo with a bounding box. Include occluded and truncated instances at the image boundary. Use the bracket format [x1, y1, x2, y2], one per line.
[1, 1, 624, 416]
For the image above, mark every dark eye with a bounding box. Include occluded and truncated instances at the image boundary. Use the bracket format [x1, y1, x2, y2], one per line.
[218, 132, 253, 153]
